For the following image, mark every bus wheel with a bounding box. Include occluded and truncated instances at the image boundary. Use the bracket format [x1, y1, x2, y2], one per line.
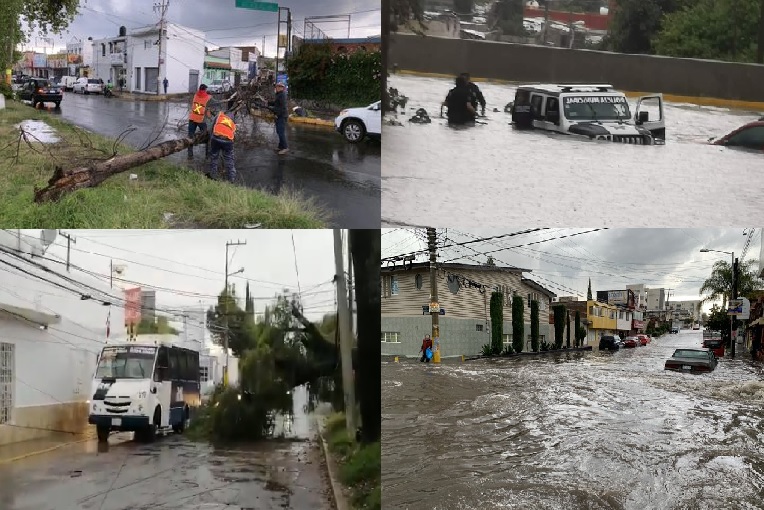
[96, 426, 110, 443]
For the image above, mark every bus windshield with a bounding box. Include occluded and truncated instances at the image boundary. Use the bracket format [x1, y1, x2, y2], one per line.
[95, 345, 157, 379]
[563, 95, 631, 121]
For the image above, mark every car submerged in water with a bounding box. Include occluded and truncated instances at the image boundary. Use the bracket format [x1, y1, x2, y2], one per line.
[508, 84, 666, 145]
[664, 348, 718, 373]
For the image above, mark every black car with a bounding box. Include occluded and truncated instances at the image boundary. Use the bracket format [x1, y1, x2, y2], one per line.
[599, 335, 621, 351]
[18, 77, 63, 108]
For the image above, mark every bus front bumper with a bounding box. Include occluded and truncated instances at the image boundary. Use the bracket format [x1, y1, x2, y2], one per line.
[89, 414, 150, 431]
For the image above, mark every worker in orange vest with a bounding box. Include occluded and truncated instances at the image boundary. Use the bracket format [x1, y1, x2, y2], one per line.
[188, 84, 212, 158]
[207, 110, 236, 182]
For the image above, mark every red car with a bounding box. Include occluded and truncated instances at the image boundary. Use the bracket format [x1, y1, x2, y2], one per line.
[712, 120, 764, 151]
[702, 338, 725, 358]
[623, 336, 639, 348]
[637, 334, 650, 346]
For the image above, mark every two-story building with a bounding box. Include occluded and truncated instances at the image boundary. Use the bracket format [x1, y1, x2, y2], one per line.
[65, 36, 94, 77]
[381, 262, 555, 357]
[0, 230, 127, 446]
[91, 23, 205, 94]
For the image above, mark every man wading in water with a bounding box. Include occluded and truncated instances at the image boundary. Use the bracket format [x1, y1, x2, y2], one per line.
[443, 75, 476, 125]
[460, 73, 486, 117]
[419, 334, 434, 363]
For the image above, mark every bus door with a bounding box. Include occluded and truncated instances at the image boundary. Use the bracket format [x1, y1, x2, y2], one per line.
[153, 346, 171, 427]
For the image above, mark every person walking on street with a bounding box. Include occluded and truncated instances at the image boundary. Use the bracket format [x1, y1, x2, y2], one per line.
[419, 334, 434, 363]
[188, 84, 212, 158]
[461, 73, 486, 117]
[163, 77, 168, 94]
[207, 110, 237, 182]
[269, 82, 289, 155]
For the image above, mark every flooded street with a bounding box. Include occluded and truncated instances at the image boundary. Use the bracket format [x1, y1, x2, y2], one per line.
[382, 330, 764, 510]
[382, 75, 764, 228]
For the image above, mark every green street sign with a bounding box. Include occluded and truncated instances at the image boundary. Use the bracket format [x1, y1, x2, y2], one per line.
[235, 0, 278, 11]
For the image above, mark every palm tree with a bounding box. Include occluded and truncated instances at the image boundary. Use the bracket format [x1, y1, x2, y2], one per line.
[699, 259, 762, 307]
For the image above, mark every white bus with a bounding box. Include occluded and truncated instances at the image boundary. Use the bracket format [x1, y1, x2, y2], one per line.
[88, 342, 201, 442]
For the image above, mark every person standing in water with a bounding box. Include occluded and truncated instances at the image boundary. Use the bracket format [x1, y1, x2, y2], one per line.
[419, 334, 434, 363]
[443, 75, 476, 125]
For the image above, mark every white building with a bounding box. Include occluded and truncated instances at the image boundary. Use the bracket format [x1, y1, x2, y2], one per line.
[65, 36, 94, 76]
[616, 308, 632, 332]
[91, 23, 205, 94]
[0, 230, 126, 446]
[669, 300, 701, 320]
[645, 287, 666, 311]
[626, 284, 647, 310]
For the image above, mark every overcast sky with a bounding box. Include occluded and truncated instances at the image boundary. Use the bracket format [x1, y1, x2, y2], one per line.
[19, 229, 340, 323]
[22, 0, 380, 57]
[382, 228, 763, 312]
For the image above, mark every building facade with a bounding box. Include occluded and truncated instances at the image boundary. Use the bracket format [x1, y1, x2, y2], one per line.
[0, 230, 127, 446]
[645, 287, 666, 311]
[66, 36, 94, 77]
[140, 290, 156, 322]
[668, 300, 701, 321]
[92, 23, 205, 93]
[381, 263, 555, 357]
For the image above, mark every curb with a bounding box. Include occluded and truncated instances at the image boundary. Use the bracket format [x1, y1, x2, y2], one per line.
[0, 430, 95, 465]
[390, 69, 764, 111]
[315, 417, 350, 510]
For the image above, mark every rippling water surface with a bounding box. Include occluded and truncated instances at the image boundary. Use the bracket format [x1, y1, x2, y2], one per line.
[382, 75, 764, 228]
[382, 330, 764, 510]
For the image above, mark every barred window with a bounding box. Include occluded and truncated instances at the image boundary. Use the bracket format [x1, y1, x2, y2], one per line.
[381, 332, 400, 343]
[0, 343, 14, 425]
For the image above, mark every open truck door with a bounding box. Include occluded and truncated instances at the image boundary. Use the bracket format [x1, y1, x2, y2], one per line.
[634, 94, 665, 142]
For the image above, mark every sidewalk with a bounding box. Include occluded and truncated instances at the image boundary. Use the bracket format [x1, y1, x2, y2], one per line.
[315, 415, 352, 510]
[0, 429, 95, 465]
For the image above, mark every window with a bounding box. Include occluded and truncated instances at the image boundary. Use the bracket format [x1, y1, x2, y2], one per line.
[415, 274, 423, 290]
[145, 40, 151, 50]
[200, 365, 209, 382]
[0, 343, 13, 425]
[383, 275, 399, 296]
[503, 334, 511, 345]
[726, 126, 764, 148]
[102, 44, 106, 56]
[530, 94, 544, 119]
[447, 275, 460, 294]
[476, 324, 483, 332]
[381, 332, 400, 343]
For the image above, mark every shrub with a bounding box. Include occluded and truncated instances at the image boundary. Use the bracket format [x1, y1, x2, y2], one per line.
[512, 296, 524, 353]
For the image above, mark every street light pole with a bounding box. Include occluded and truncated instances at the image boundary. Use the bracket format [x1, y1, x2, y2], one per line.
[731, 253, 737, 358]
[224, 240, 246, 387]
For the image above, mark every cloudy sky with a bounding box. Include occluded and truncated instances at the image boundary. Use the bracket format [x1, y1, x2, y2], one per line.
[23, 0, 380, 56]
[17, 229, 341, 322]
[382, 228, 763, 312]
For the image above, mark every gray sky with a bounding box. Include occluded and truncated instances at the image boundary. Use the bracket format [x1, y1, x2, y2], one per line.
[23, 0, 381, 57]
[21, 229, 340, 323]
[382, 228, 763, 313]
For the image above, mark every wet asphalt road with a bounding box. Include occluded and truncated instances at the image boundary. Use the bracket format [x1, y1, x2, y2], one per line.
[0, 433, 332, 510]
[33, 90, 380, 227]
[382, 329, 764, 510]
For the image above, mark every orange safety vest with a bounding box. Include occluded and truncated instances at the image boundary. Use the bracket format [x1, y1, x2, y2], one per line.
[212, 112, 236, 141]
[189, 92, 210, 123]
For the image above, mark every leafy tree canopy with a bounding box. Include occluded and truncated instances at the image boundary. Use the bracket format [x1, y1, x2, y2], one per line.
[699, 258, 762, 306]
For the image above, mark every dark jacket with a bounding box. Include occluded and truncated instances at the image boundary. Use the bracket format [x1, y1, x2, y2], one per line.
[468, 82, 486, 109]
[269, 90, 288, 118]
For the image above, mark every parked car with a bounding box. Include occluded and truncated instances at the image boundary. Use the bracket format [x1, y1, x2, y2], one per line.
[17, 77, 62, 108]
[701, 339, 725, 358]
[72, 77, 103, 94]
[60, 76, 78, 91]
[670, 327, 679, 334]
[334, 101, 382, 143]
[599, 335, 621, 351]
[637, 334, 650, 346]
[622, 336, 639, 348]
[206, 79, 231, 94]
[664, 348, 718, 373]
[711, 120, 764, 151]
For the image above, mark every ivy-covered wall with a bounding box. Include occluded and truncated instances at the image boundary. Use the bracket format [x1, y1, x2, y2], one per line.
[287, 44, 381, 106]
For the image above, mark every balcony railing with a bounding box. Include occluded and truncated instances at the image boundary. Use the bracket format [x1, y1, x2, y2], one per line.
[109, 53, 125, 64]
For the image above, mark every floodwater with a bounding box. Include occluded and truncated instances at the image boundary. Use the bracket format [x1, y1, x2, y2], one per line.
[382, 330, 764, 510]
[382, 75, 764, 228]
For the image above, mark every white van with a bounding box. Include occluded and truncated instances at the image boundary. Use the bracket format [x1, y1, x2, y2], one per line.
[88, 342, 201, 442]
[60, 76, 78, 91]
[510, 84, 665, 145]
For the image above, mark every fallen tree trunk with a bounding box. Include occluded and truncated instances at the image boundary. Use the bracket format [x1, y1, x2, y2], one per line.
[34, 132, 208, 203]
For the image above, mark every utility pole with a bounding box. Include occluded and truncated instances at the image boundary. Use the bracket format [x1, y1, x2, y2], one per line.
[334, 229, 356, 433]
[347, 234, 354, 338]
[731, 255, 738, 358]
[427, 228, 441, 363]
[58, 230, 76, 272]
[154, 0, 170, 94]
[224, 239, 247, 386]
[110, 259, 113, 288]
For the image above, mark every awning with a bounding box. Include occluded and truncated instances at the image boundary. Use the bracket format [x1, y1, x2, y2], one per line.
[0, 302, 62, 327]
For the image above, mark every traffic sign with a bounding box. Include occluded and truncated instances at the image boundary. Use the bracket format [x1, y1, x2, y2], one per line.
[235, 0, 278, 11]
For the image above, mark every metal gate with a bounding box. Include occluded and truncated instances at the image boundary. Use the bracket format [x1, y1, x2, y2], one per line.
[145, 67, 159, 93]
[188, 70, 199, 92]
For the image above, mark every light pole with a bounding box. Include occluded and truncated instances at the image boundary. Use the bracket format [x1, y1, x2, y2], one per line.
[700, 248, 736, 356]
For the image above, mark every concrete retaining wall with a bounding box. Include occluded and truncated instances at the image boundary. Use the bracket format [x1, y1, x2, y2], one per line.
[389, 33, 764, 103]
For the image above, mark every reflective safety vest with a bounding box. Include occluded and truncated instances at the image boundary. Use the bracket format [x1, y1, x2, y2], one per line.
[189, 92, 210, 123]
[212, 112, 236, 141]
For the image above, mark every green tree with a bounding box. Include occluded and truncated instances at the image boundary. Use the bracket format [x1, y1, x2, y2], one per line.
[705, 304, 732, 343]
[566, 310, 571, 348]
[574, 310, 581, 348]
[490, 291, 504, 355]
[0, 0, 81, 76]
[606, 0, 687, 54]
[587, 278, 592, 300]
[654, 0, 761, 62]
[512, 295, 524, 353]
[699, 258, 761, 307]
[389, 0, 426, 33]
[530, 300, 540, 352]
[485, 256, 496, 267]
[489, 0, 525, 36]
[136, 316, 179, 335]
[553, 304, 566, 349]
[454, 0, 475, 14]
